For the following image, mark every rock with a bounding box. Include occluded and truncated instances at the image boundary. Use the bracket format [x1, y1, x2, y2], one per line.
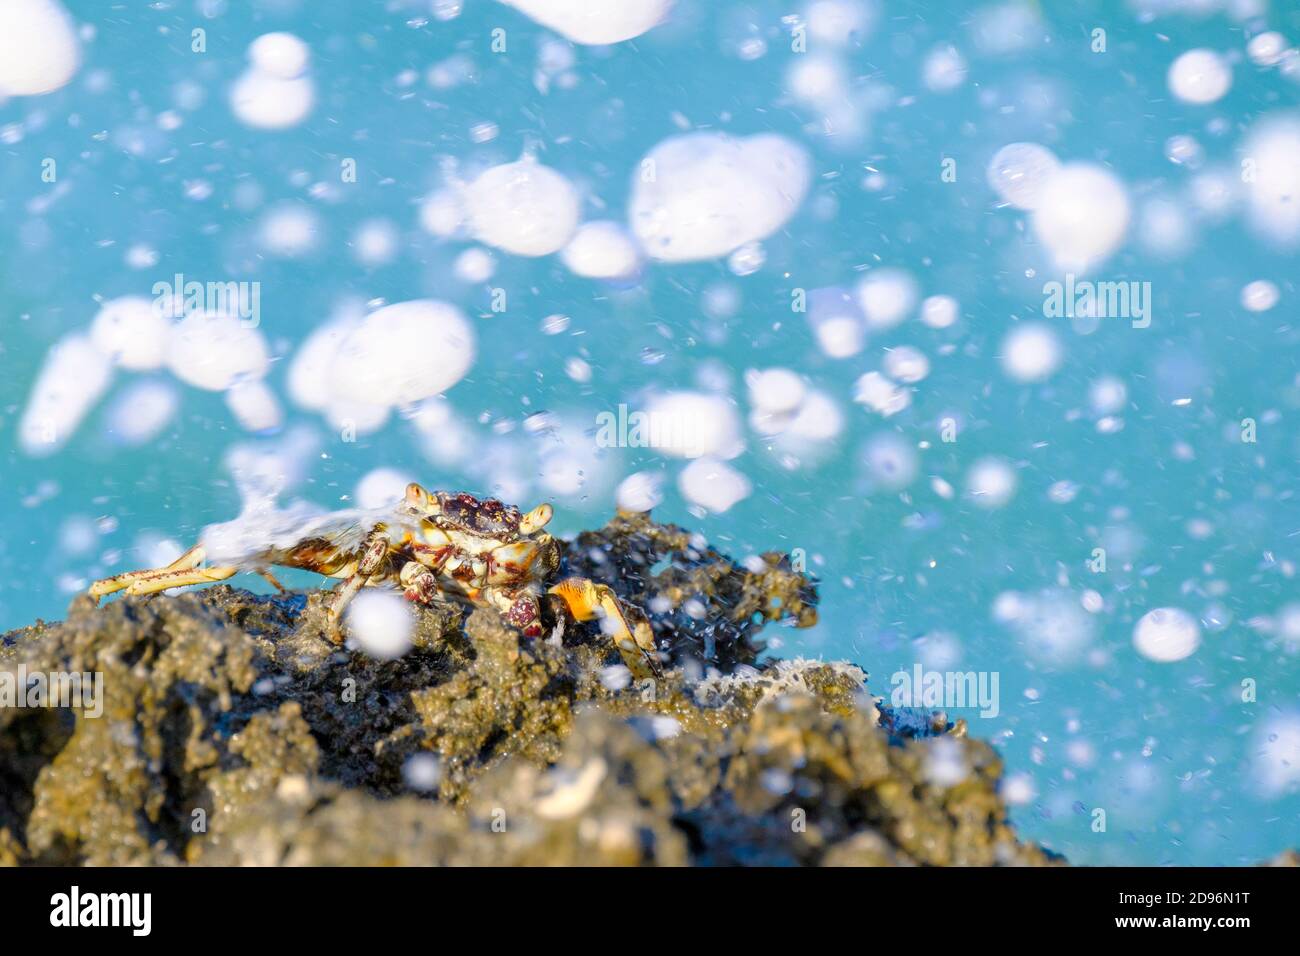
[1, 512, 1057, 867]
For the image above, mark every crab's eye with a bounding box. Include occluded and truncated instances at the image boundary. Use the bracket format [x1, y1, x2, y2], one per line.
[520, 503, 553, 534]
[404, 483, 429, 508]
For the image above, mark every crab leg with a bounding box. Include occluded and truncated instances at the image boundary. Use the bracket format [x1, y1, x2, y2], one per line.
[324, 529, 390, 643]
[120, 564, 238, 596]
[88, 544, 208, 601]
[89, 545, 288, 602]
[256, 568, 288, 593]
[549, 578, 661, 680]
[163, 544, 207, 572]
[400, 561, 440, 605]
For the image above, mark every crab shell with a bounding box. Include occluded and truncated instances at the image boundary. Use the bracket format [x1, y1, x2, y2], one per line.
[400, 486, 561, 628]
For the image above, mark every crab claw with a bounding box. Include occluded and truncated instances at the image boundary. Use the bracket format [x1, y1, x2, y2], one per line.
[504, 593, 544, 637]
[549, 577, 661, 681]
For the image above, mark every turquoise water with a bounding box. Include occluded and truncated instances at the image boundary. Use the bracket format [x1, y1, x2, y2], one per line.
[2, 0, 1298, 866]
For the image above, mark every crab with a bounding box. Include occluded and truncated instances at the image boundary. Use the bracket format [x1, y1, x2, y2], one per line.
[87, 484, 662, 679]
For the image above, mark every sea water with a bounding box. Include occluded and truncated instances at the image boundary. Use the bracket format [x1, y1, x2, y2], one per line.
[1, 0, 1297, 866]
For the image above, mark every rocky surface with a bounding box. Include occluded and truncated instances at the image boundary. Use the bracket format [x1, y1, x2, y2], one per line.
[0, 512, 1059, 867]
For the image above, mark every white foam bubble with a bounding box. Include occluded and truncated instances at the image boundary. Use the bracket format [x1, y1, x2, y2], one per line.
[564, 357, 592, 383]
[1188, 166, 1239, 221]
[104, 379, 179, 446]
[853, 371, 910, 417]
[745, 368, 806, 415]
[1275, 603, 1300, 652]
[970, 1, 1043, 56]
[225, 379, 283, 433]
[1251, 714, 1300, 797]
[1133, 607, 1201, 662]
[132, 532, 184, 570]
[1240, 279, 1280, 312]
[535, 417, 616, 501]
[616, 471, 664, 512]
[418, 188, 466, 238]
[453, 246, 496, 282]
[919, 294, 959, 329]
[0, 0, 80, 97]
[90, 295, 171, 370]
[1048, 479, 1079, 503]
[779, 389, 843, 445]
[629, 132, 810, 262]
[464, 158, 580, 257]
[402, 753, 442, 792]
[499, 0, 672, 45]
[346, 589, 415, 661]
[805, 1, 874, 46]
[287, 318, 357, 411]
[1031, 163, 1130, 269]
[538, 452, 582, 498]
[327, 398, 391, 437]
[432, 0, 464, 21]
[966, 456, 1018, 509]
[248, 32, 310, 79]
[330, 300, 476, 408]
[540, 313, 570, 335]
[922, 44, 968, 92]
[166, 311, 270, 391]
[1164, 134, 1204, 168]
[1001, 322, 1062, 382]
[230, 64, 314, 129]
[561, 220, 641, 279]
[1168, 49, 1231, 104]
[1088, 375, 1128, 415]
[987, 142, 1060, 210]
[259, 203, 320, 257]
[1247, 32, 1287, 67]
[807, 287, 865, 358]
[70, 515, 109, 549]
[220, 426, 319, 507]
[644, 391, 744, 459]
[352, 218, 399, 267]
[126, 244, 160, 269]
[1138, 196, 1194, 258]
[787, 54, 848, 104]
[1014, 589, 1096, 665]
[19, 335, 114, 456]
[701, 282, 741, 319]
[678, 457, 751, 513]
[861, 432, 918, 490]
[855, 268, 918, 330]
[1001, 772, 1036, 805]
[882, 345, 930, 383]
[1241, 116, 1300, 246]
[356, 467, 415, 510]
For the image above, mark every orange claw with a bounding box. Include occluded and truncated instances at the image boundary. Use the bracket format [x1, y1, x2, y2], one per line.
[549, 578, 661, 681]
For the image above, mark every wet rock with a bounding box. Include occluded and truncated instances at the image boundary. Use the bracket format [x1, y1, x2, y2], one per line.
[1, 512, 1056, 867]
[561, 510, 818, 670]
